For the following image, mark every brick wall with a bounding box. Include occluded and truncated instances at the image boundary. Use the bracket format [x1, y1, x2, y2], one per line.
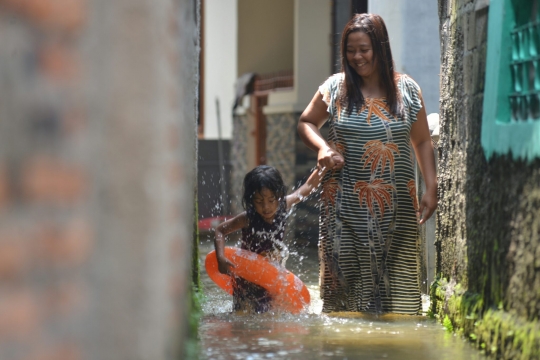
[0, 0, 199, 359]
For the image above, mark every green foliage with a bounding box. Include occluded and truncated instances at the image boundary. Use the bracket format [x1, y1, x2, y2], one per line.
[428, 275, 444, 319]
[430, 278, 540, 359]
[185, 197, 203, 359]
[185, 284, 205, 359]
[192, 199, 201, 290]
[190, 285, 204, 329]
[443, 315, 454, 332]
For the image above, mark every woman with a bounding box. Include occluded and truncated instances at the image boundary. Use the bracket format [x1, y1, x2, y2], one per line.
[298, 13, 437, 314]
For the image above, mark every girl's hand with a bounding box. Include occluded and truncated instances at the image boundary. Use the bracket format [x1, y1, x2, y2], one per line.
[318, 146, 344, 171]
[217, 256, 236, 275]
[214, 213, 248, 274]
[418, 189, 437, 224]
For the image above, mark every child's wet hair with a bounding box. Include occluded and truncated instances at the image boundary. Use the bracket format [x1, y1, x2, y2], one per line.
[242, 165, 287, 211]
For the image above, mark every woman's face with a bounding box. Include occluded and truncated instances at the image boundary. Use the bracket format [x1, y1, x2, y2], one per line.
[346, 31, 377, 78]
[252, 187, 279, 224]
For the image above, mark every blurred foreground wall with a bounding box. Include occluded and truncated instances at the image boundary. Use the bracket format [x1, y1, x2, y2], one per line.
[0, 0, 199, 359]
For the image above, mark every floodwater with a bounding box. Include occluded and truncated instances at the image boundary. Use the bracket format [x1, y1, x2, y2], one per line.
[197, 241, 483, 360]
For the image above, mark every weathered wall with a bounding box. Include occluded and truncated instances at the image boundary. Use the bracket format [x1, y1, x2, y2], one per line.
[435, 0, 540, 358]
[0, 0, 199, 359]
[230, 111, 252, 216]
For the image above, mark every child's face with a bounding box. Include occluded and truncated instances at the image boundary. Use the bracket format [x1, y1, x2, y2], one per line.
[252, 188, 279, 223]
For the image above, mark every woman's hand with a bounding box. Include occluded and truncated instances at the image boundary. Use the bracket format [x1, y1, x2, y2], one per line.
[410, 92, 437, 225]
[217, 255, 236, 275]
[298, 91, 341, 169]
[317, 146, 345, 171]
[418, 189, 437, 224]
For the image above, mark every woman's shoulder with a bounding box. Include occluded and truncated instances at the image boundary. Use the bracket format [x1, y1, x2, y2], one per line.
[396, 73, 421, 90]
[319, 73, 344, 104]
[396, 73, 423, 113]
[325, 72, 344, 85]
[320, 72, 344, 87]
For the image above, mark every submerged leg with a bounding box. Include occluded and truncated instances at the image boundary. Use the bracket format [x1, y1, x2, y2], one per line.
[233, 277, 272, 313]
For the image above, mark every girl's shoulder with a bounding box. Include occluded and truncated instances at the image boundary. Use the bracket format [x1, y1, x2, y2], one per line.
[231, 211, 250, 228]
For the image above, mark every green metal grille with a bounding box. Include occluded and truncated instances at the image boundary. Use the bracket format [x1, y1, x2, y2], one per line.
[482, 0, 540, 160]
[509, 0, 540, 121]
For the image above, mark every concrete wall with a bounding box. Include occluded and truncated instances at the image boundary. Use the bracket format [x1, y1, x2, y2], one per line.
[368, 0, 404, 72]
[265, 0, 332, 113]
[237, 0, 294, 75]
[434, 0, 540, 358]
[368, 0, 440, 114]
[203, 0, 236, 140]
[0, 0, 199, 359]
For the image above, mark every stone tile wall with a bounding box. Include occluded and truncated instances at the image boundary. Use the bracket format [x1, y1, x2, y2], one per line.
[230, 114, 250, 216]
[265, 113, 297, 189]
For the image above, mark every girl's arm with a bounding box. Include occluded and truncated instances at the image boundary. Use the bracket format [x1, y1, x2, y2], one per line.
[410, 94, 437, 225]
[214, 213, 249, 274]
[298, 91, 344, 170]
[285, 167, 327, 209]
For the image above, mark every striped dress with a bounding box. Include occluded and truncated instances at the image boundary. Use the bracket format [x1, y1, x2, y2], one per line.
[318, 73, 423, 314]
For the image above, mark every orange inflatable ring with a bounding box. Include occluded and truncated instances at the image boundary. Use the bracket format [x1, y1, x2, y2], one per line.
[205, 247, 311, 313]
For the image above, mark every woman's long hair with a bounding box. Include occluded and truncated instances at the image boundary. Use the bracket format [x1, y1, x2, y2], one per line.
[339, 13, 403, 118]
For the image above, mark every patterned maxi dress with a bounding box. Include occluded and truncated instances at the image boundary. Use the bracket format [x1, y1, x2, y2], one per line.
[318, 73, 423, 314]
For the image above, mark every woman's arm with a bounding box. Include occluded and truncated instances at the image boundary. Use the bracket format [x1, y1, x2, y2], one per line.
[214, 213, 248, 274]
[410, 95, 437, 225]
[285, 167, 327, 209]
[298, 91, 344, 170]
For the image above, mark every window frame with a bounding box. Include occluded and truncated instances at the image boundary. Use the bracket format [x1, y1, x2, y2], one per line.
[481, 0, 540, 161]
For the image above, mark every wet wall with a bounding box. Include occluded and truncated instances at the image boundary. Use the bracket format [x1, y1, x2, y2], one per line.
[436, 0, 540, 357]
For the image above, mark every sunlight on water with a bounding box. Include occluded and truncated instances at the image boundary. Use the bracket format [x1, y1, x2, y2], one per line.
[198, 241, 484, 360]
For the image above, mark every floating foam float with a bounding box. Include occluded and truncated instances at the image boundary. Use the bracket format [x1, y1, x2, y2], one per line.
[205, 247, 310, 313]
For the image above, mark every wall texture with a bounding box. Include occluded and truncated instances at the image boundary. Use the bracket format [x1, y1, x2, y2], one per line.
[237, 0, 294, 75]
[434, 0, 540, 358]
[369, 0, 441, 115]
[0, 0, 199, 359]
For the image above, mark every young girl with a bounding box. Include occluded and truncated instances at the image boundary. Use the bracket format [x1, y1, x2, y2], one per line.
[214, 165, 326, 313]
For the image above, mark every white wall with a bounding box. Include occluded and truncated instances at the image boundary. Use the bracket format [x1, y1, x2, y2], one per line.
[295, 0, 332, 106]
[368, 0, 404, 73]
[400, 0, 440, 114]
[203, 0, 237, 139]
[368, 0, 440, 114]
[265, 0, 332, 114]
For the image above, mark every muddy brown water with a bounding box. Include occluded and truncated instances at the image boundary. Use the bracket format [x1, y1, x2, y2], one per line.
[197, 241, 484, 360]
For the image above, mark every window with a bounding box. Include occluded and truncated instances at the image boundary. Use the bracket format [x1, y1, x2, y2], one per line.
[482, 0, 540, 160]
